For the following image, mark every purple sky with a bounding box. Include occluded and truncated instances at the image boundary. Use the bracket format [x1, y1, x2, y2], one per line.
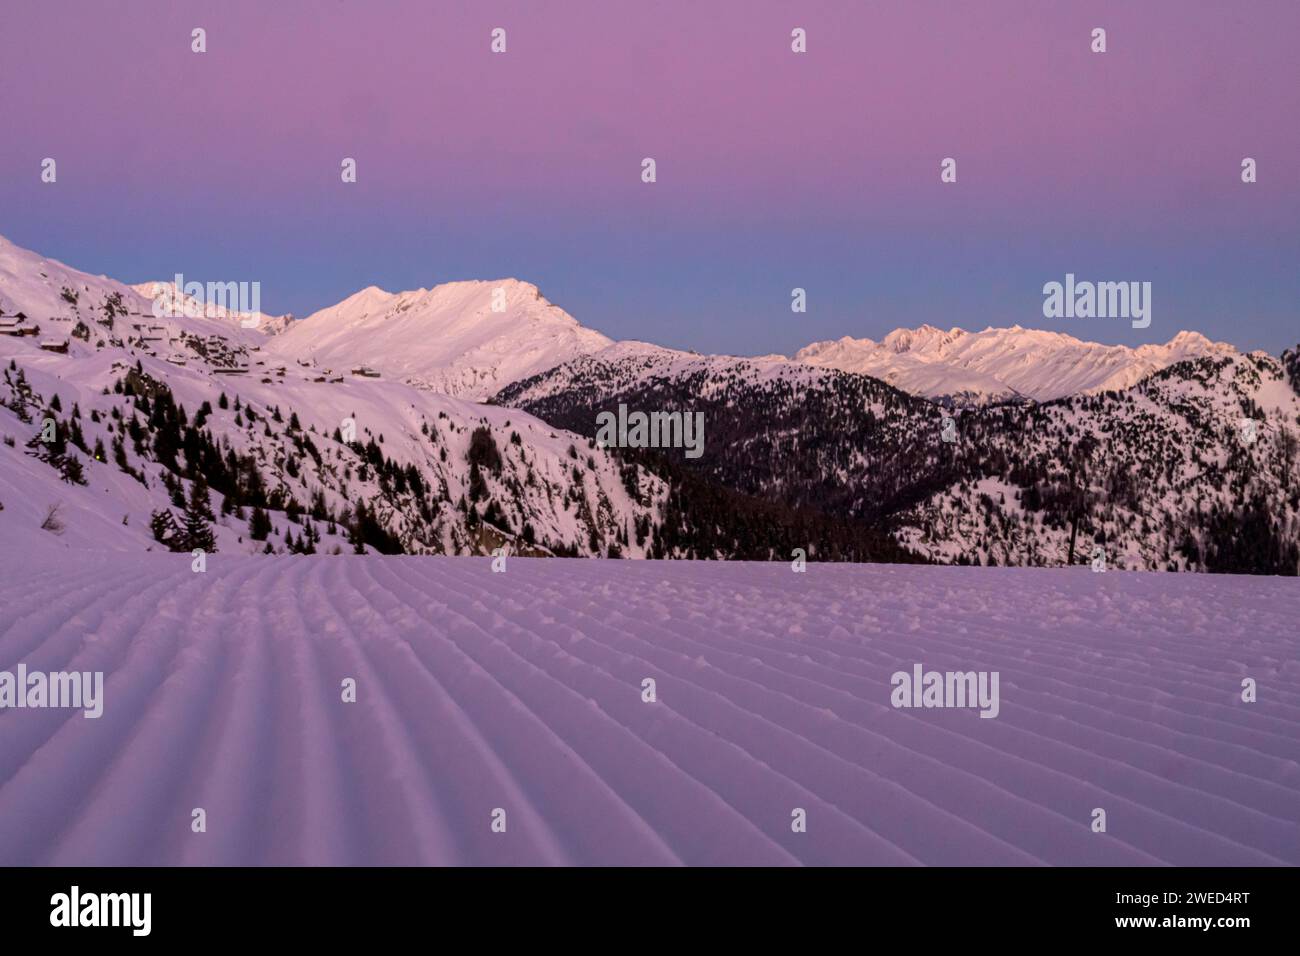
[1, 0, 1297, 355]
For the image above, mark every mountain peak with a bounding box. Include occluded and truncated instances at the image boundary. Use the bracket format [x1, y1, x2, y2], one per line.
[1167, 330, 1212, 348]
[881, 324, 965, 354]
[411, 278, 557, 318]
[268, 277, 611, 399]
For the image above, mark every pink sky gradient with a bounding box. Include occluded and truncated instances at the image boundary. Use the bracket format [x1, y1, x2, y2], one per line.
[1, 0, 1297, 354]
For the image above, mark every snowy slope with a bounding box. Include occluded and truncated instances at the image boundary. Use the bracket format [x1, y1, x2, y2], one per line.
[500, 339, 832, 407]
[0, 552, 1295, 865]
[893, 351, 1300, 572]
[0, 233, 667, 560]
[0, 331, 665, 559]
[796, 325, 1238, 404]
[131, 281, 294, 336]
[268, 279, 613, 400]
[795, 332, 1022, 405]
[0, 233, 155, 323]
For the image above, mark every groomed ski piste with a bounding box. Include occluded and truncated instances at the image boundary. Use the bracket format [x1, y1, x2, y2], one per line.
[1, 551, 1297, 866]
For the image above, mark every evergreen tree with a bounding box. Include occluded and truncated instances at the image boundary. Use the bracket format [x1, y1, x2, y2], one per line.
[41, 418, 67, 457]
[468, 426, 503, 474]
[248, 506, 273, 541]
[468, 461, 487, 502]
[184, 477, 216, 552]
[113, 434, 130, 471]
[60, 455, 87, 485]
[69, 417, 88, 452]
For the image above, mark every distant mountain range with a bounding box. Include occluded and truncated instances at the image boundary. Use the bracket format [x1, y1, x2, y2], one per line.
[2, 231, 1296, 572]
[255, 276, 1241, 407]
[795, 325, 1240, 404]
[497, 342, 1300, 573]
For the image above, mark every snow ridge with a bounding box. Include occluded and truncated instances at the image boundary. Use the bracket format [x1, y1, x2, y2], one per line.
[795, 325, 1239, 404]
[130, 281, 294, 336]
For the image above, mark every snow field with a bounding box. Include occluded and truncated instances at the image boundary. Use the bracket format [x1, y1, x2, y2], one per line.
[0, 553, 1297, 865]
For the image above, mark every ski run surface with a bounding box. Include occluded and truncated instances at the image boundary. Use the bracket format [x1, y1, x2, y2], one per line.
[1, 551, 1296, 867]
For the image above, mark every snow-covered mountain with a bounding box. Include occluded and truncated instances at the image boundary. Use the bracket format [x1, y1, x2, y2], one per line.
[795, 324, 1239, 404]
[499, 319, 1242, 409]
[131, 281, 295, 336]
[499, 342, 1300, 574]
[4, 229, 1250, 407]
[267, 279, 613, 400]
[0, 235, 663, 558]
[1, 233, 155, 324]
[1, 233, 895, 562]
[5, 231, 1295, 573]
[0, 330, 663, 559]
[501, 339, 828, 407]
